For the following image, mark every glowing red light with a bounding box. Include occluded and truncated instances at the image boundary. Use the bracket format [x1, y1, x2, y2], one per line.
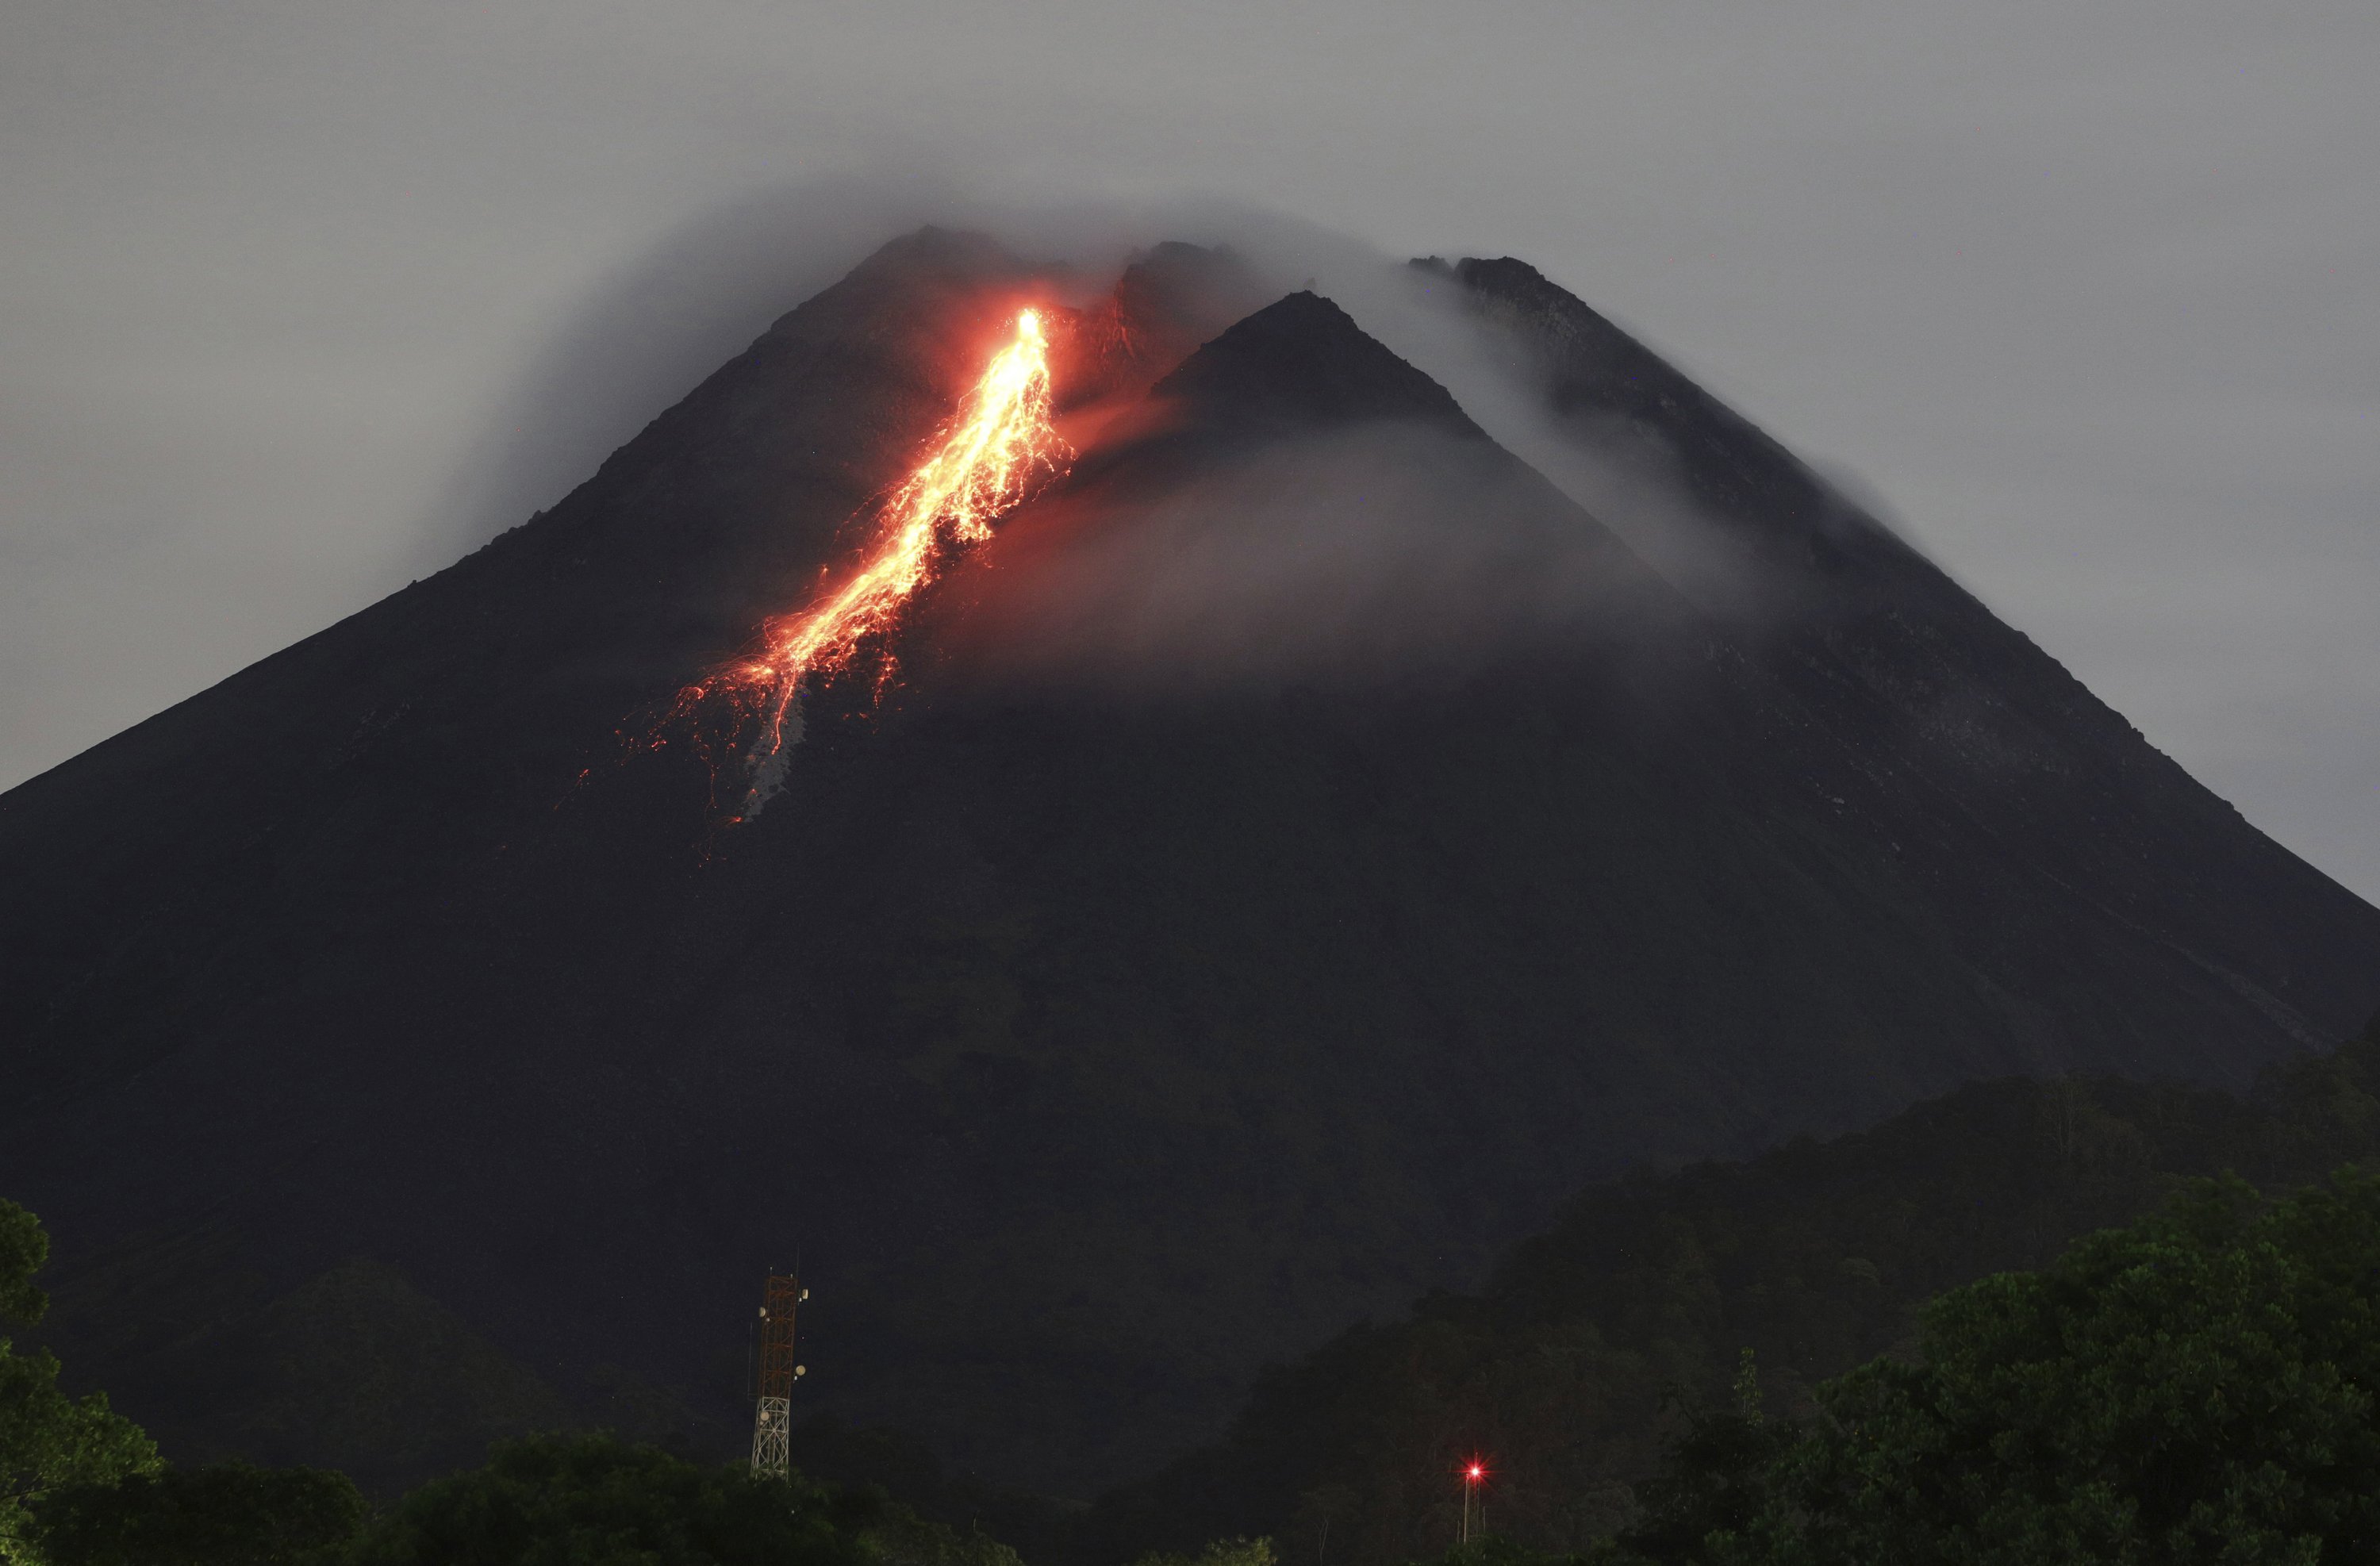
[1466, 1464, 1484, 1481]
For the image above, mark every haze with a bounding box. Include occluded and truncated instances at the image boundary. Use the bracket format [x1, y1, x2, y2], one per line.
[2, 0, 2374, 899]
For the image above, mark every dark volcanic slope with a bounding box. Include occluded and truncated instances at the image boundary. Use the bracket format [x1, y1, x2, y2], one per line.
[1, 234, 2374, 1499]
[1424, 255, 2379, 1060]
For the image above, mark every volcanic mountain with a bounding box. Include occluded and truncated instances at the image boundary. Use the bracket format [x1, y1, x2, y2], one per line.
[2, 228, 2372, 1498]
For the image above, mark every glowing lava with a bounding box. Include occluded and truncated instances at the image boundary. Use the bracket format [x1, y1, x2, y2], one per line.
[677, 308, 1069, 815]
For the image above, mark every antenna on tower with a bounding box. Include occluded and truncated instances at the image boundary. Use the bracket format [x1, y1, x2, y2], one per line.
[750, 1271, 808, 1478]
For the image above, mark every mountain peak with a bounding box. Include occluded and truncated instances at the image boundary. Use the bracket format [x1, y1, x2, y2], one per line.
[845, 224, 1026, 281]
[1430, 253, 1911, 574]
[1150, 290, 1485, 443]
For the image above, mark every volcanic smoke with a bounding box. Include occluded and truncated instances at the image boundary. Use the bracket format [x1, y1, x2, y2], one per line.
[671, 308, 1070, 817]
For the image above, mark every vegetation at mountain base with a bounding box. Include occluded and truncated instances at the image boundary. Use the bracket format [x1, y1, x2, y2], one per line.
[20, 1426, 1028, 1566]
[1125, 1537, 1276, 1566]
[16, 1221, 597, 1501]
[29, 1463, 363, 1566]
[1583, 1166, 2380, 1560]
[2, 1199, 1031, 1564]
[1338, 1165, 2380, 1565]
[780, 1414, 1085, 1564]
[0, 1199, 158, 1562]
[344, 1432, 1022, 1566]
[13, 1011, 2380, 1562]
[1085, 1012, 2380, 1564]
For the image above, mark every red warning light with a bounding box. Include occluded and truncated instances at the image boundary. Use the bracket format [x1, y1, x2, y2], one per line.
[1457, 1456, 1490, 1544]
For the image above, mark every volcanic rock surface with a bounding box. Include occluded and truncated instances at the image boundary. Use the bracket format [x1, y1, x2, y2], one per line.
[2, 229, 2373, 1497]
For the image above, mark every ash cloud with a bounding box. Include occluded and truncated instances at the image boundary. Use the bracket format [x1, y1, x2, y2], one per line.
[435, 188, 1791, 645]
[415, 190, 1833, 716]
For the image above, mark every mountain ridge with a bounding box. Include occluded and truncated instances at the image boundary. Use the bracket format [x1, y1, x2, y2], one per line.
[1, 228, 2371, 1499]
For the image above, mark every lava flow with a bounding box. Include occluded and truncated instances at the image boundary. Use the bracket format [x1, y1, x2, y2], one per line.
[675, 307, 1070, 815]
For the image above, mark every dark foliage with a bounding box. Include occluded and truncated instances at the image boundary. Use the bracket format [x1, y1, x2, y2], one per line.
[7, 1196, 1017, 1566]
[1, 1199, 159, 1560]
[1404, 1541, 1595, 1566]
[781, 1414, 1082, 1563]
[347, 1432, 1020, 1566]
[1607, 1357, 1795, 1562]
[1606, 1169, 2380, 1562]
[1087, 1018, 2380, 1564]
[0, 1200, 47, 1329]
[33, 1462, 365, 1566]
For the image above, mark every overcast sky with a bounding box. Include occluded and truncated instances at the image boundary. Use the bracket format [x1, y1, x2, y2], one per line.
[3, 0, 2374, 900]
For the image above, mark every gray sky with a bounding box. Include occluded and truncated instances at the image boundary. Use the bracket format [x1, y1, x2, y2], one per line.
[4, 0, 2375, 901]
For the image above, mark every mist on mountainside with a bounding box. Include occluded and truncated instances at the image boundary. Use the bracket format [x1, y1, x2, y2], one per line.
[431, 195, 1813, 638]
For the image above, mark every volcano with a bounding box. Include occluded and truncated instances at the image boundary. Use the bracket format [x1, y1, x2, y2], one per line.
[2, 228, 2373, 1499]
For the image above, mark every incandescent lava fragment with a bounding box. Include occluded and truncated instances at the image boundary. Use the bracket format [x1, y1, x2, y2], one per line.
[673, 308, 1070, 814]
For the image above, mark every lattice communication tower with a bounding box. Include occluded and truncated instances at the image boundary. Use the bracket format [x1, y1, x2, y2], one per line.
[750, 1273, 805, 1478]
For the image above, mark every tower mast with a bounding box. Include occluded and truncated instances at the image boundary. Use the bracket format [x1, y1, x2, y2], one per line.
[751, 1273, 805, 1477]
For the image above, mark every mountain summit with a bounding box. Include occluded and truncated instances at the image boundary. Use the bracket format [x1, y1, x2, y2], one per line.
[2, 230, 2373, 1497]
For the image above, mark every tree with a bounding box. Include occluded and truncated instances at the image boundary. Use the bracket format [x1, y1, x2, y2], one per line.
[1598, 1353, 1796, 1564]
[1611, 1169, 2380, 1564]
[29, 1463, 363, 1566]
[349, 1431, 1021, 1566]
[0, 1205, 44, 1330]
[0, 1200, 159, 1564]
[1128, 1537, 1279, 1566]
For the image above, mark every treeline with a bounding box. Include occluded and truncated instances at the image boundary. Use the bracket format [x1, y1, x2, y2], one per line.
[0, 1197, 1019, 1566]
[1584, 1168, 2380, 1560]
[1078, 1012, 2380, 1564]
[22, 1160, 2380, 1564]
[11, 1011, 2380, 1563]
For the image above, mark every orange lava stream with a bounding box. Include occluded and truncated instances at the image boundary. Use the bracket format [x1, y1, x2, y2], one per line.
[684, 309, 1069, 809]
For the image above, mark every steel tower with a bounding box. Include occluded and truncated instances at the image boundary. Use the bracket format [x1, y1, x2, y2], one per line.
[750, 1273, 805, 1477]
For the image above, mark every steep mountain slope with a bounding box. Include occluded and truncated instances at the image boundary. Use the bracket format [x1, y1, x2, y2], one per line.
[1426, 255, 2374, 1061]
[0, 231, 2373, 1500]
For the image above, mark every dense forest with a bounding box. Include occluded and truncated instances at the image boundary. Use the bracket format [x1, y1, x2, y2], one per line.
[1591, 1166, 2380, 1561]
[7, 1009, 2380, 1564]
[2, 1198, 1025, 1566]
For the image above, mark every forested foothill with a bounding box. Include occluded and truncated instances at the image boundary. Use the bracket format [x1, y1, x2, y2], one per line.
[1081, 1008, 2380, 1564]
[9, 1009, 2380, 1564]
